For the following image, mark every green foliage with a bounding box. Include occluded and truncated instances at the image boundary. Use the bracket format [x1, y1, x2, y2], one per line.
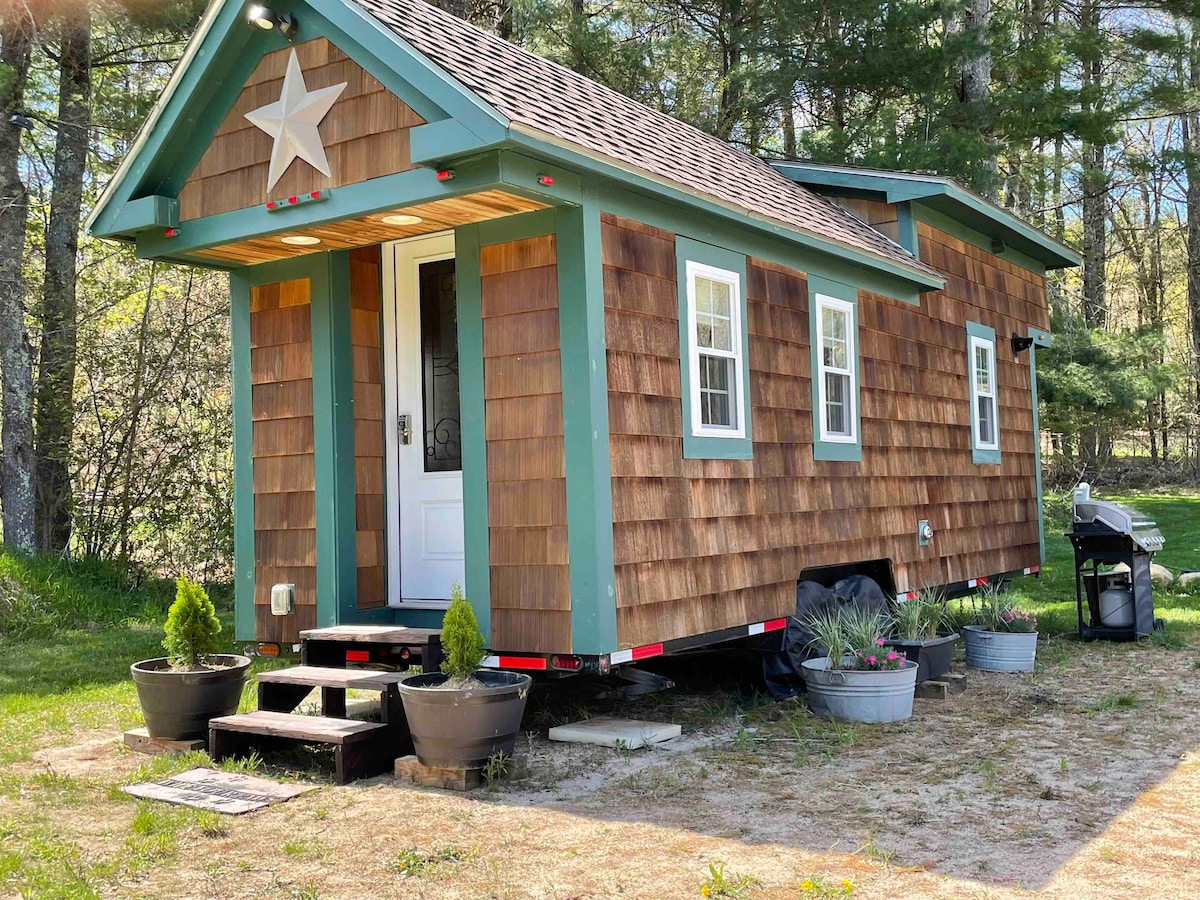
[439, 583, 486, 682]
[699, 861, 758, 899]
[894, 588, 945, 642]
[804, 606, 897, 670]
[162, 578, 223, 668]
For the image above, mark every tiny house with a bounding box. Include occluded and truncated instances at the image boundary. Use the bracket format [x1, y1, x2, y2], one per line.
[89, 0, 1079, 671]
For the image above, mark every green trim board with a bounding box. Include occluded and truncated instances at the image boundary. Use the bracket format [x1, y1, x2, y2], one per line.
[768, 161, 1079, 270]
[593, 182, 928, 306]
[513, 132, 942, 296]
[675, 236, 753, 460]
[230, 273, 255, 642]
[1027, 325, 1052, 563]
[453, 223, 491, 641]
[556, 198, 618, 655]
[966, 321, 1001, 466]
[808, 275, 863, 462]
[913, 204, 1047, 277]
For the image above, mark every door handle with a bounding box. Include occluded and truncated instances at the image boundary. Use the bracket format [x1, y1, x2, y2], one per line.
[398, 414, 412, 445]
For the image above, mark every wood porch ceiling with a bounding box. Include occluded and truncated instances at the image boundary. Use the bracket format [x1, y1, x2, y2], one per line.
[190, 189, 548, 265]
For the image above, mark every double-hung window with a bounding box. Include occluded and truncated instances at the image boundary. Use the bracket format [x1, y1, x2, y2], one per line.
[966, 322, 1000, 463]
[686, 260, 744, 437]
[815, 294, 858, 444]
[970, 334, 998, 451]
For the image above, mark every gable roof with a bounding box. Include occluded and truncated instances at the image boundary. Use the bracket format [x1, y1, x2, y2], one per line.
[770, 161, 1080, 270]
[351, 0, 939, 281]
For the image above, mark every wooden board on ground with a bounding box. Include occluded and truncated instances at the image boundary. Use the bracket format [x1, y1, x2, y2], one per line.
[122, 727, 206, 756]
[394, 755, 482, 791]
[121, 768, 316, 814]
[547, 716, 681, 749]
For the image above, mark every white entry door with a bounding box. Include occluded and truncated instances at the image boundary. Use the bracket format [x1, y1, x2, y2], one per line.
[383, 233, 464, 604]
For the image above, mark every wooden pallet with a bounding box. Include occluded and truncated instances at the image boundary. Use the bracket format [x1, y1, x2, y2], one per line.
[209, 711, 393, 785]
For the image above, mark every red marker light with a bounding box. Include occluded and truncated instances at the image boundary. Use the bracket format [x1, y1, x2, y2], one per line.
[266, 201, 276, 210]
[165, 228, 178, 238]
[288, 196, 298, 204]
[436, 169, 455, 182]
[310, 191, 321, 199]
[537, 174, 555, 186]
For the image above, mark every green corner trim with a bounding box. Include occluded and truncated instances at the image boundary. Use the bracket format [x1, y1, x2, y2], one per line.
[557, 198, 618, 656]
[896, 201, 917, 256]
[230, 274, 255, 642]
[966, 320, 1001, 466]
[675, 235, 753, 460]
[454, 223, 491, 642]
[477, 207, 557, 246]
[808, 275, 862, 463]
[1028, 325, 1051, 564]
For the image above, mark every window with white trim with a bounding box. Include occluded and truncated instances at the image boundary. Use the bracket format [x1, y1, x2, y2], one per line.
[815, 294, 857, 443]
[686, 260, 744, 437]
[969, 334, 999, 451]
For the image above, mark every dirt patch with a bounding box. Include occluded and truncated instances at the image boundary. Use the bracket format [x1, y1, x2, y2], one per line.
[13, 639, 1200, 899]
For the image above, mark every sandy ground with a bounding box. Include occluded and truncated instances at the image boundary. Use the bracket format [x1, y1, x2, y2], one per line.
[10, 639, 1200, 899]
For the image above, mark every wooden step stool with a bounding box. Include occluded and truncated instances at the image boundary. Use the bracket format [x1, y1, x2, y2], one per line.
[209, 666, 414, 784]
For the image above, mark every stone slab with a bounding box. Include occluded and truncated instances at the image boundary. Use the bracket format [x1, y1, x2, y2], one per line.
[915, 680, 949, 700]
[942, 673, 968, 694]
[123, 727, 205, 756]
[548, 716, 681, 750]
[122, 767, 316, 815]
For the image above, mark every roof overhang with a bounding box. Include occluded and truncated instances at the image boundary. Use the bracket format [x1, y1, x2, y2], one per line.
[768, 161, 1081, 271]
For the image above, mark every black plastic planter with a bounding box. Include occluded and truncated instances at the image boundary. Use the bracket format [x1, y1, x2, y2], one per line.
[398, 670, 531, 769]
[883, 633, 960, 683]
[131, 654, 250, 740]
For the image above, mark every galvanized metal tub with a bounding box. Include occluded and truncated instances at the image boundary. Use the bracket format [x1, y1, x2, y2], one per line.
[398, 671, 532, 769]
[800, 657, 918, 723]
[131, 654, 250, 740]
[962, 626, 1038, 673]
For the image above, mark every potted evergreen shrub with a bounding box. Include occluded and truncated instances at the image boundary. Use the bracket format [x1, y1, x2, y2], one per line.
[884, 588, 960, 683]
[131, 578, 250, 740]
[799, 606, 918, 723]
[963, 584, 1038, 672]
[398, 584, 531, 769]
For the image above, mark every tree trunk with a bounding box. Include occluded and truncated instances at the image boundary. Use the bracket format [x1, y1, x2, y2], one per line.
[958, 0, 996, 194]
[35, 4, 91, 552]
[781, 82, 796, 157]
[715, 0, 745, 142]
[1186, 108, 1200, 473]
[0, 4, 36, 553]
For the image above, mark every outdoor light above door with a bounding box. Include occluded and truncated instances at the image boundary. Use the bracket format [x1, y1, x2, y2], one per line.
[246, 5, 298, 40]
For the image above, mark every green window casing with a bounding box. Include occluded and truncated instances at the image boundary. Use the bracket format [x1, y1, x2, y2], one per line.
[809, 275, 862, 462]
[966, 320, 1001, 465]
[676, 235, 753, 460]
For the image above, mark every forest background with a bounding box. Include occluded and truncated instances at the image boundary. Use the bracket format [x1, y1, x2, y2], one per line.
[0, 0, 1195, 578]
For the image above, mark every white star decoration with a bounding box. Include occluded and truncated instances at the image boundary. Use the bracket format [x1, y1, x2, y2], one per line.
[245, 49, 348, 192]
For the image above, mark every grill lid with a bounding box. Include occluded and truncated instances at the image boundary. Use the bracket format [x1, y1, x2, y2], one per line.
[1071, 483, 1165, 552]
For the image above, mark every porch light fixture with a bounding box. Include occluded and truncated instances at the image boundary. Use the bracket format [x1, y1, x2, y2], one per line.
[281, 234, 321, 246]
[246, 5, 298, 40]
[1011, 333, 1035, 356]
[382, 214, 423, 226]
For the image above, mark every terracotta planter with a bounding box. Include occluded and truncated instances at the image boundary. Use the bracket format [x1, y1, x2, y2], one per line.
[131, 655, 250, 741]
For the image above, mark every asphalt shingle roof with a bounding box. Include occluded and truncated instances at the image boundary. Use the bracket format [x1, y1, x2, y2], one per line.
[352, 0, 939, 279]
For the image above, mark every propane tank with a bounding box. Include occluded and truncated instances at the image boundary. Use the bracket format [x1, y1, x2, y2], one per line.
[1099, 575, 1135, 629]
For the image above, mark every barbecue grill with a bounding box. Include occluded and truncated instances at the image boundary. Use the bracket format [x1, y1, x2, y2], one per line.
[1066, 483, 1164, 641]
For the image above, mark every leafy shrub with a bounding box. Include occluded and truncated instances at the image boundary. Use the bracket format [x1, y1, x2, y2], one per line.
[440, 582, 485, 682]
[162, 578, 223, 668]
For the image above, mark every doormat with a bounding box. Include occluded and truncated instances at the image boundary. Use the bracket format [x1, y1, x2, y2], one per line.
[122, 768, 317, 815]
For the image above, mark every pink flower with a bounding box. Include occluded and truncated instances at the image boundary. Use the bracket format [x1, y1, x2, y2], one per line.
[875, 637, 886, 646]
[887, 651, 898, 661]
[867, 655, 876, 665]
